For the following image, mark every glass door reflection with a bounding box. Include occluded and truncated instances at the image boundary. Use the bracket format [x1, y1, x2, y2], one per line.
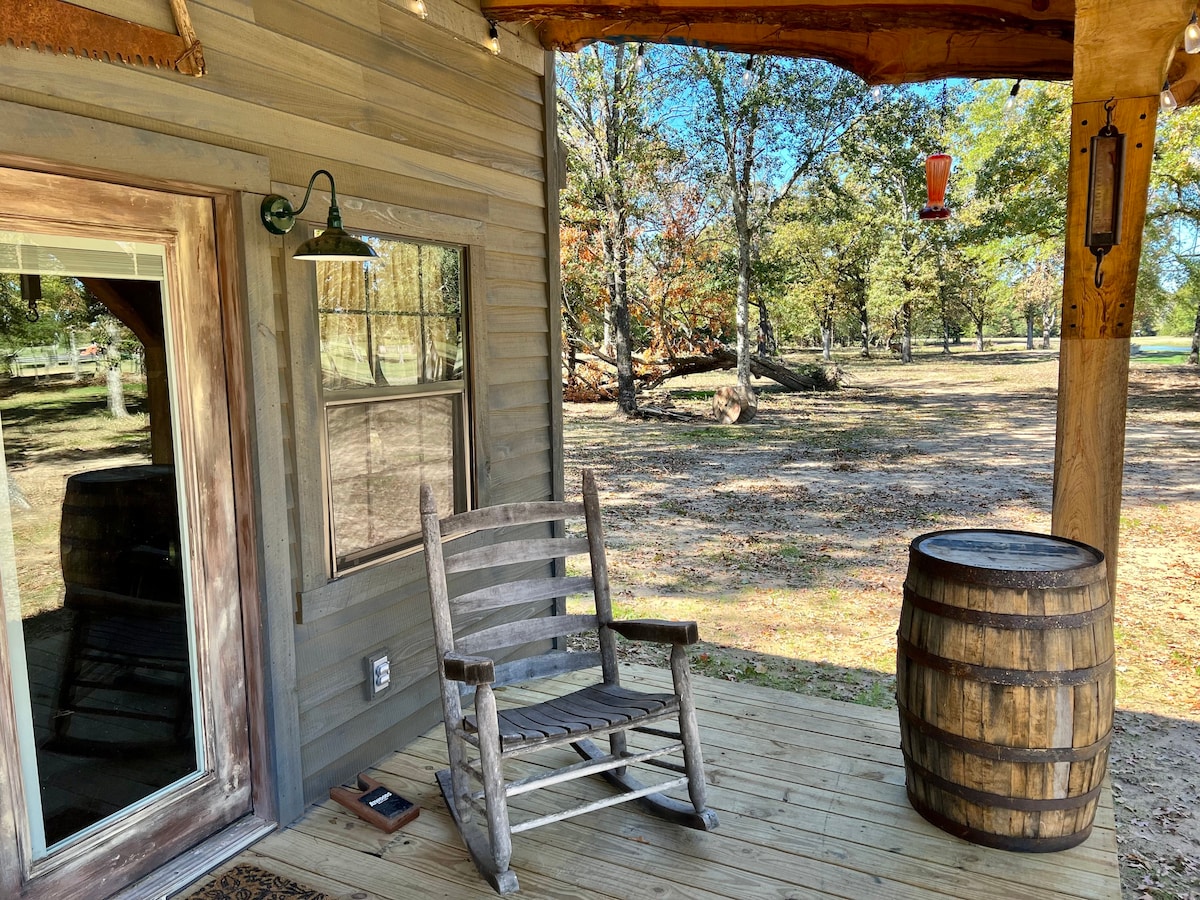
[1, 234, 199, 855]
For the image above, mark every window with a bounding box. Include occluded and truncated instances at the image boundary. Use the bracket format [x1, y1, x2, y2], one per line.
[318, 234, 470, 573]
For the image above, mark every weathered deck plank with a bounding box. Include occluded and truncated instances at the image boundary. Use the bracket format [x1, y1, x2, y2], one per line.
[180, 665, 1121, 899]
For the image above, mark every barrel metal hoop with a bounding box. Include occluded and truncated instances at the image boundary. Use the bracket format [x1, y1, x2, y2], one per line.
[906, 757, 1104, 812]
[909, 529, 1105, 589]
[897, 701, 1113, 763]
[902, 586, 1110, 629]
[906, 788, 1095, 852]
[897, 635, 1115, 686]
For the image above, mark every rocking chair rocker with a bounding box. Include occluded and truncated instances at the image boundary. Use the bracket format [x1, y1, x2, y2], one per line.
[420, 469, 718, 894]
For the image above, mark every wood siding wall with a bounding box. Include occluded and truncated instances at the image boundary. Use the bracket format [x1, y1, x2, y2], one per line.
[0, 0, 560, 820]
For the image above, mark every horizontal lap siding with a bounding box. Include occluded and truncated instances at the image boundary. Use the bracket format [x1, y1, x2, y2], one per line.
[0, 0, 557, 810]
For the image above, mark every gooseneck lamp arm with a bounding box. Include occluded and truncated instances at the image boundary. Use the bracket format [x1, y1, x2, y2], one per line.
[261, 169, 338, 235]
[259, 169, 378, 261]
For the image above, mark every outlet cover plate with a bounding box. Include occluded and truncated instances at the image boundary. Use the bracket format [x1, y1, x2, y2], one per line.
[367, 651, 391, 699]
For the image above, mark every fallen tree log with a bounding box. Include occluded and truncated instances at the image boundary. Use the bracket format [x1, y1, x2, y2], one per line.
[564, 344, 838, 402]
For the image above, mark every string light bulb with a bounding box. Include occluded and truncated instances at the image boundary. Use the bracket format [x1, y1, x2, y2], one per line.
[487, 21, 501, 56]
[869, 84, 883, 103]
[414, 0, 428, 19]
[1003, 79, 1022, 115]
[1161, 79, 1178, 113]
[1186, 12, 1200, 54]
[742, 56, 754, 87]
[634, 43, 646, 74]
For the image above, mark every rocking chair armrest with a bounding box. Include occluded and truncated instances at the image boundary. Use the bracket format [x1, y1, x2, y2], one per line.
[609, 618, 699, 646]
[442, 651, 496, 685]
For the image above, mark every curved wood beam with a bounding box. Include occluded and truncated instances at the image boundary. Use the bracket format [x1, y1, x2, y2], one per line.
[481, 0, 1077, 82]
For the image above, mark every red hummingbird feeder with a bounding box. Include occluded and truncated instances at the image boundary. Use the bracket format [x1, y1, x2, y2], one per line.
[919, 153, 953, 220]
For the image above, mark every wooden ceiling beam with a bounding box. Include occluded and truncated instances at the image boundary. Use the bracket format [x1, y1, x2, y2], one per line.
[481, 0, 1078, 82]
[524, 19, 1072, 82]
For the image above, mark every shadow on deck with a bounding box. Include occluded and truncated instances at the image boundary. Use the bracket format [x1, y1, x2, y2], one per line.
[179, 664, 1121, 899]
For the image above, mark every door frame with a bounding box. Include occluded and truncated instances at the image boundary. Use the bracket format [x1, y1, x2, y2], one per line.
[0, 149, 278, 897]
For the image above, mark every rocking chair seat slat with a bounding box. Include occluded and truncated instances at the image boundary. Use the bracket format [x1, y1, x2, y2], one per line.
[542, 685, 673, 721]
[463, 683, 679, 750]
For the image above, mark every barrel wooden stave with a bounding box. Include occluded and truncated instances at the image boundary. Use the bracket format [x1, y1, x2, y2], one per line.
[59, 464, 181, 600]
[897, 529, 1114, 851]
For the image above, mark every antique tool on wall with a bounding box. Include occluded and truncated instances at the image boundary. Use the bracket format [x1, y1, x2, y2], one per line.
[0, 0, 205, 76]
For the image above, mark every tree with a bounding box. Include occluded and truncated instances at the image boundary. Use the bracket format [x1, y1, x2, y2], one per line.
[679, 51, 863, 388]
[767, 184, 873, 359]
[94, 313, 129, 417]
[1013, 255, 1063, 349]
[558, 44, 664, 413]
[842, 85, 955, 362]
[1146, 104, 1200, 362]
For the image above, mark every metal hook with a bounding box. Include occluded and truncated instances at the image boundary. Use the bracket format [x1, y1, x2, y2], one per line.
[1103, 97, 1116, 128]
[1092, 247, 1108, 289]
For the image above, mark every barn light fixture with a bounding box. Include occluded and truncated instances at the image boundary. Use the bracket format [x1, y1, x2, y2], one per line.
[1160, 80, 1178, 113]
[919, 153, 953, 220]
[260, 169, 379, 262]
[741, 55, 755, 87]
[487, 20, 501, 55]
[1186, 12, 1200, 54]
[1085, 99, 1125, 289]
[869, 84, 884, 103]
[413, 0, 428, 19]
[634, 42, 646, 73]
[1003, 79, 1022, 115]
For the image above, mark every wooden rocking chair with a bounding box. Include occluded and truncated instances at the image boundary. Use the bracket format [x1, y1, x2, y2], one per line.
[419, 469, 718, 894]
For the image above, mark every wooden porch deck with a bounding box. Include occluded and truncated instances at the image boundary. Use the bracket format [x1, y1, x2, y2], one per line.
[181, 665, 1122, 899]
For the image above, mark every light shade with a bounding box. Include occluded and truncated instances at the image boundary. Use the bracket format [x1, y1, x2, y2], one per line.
[919, 153, 953, 220]
[260, 169, 378, 262]
[1186, 13, 1200, 54]
[1161, 81, 1179, 113]
[294, 223, 377, 262]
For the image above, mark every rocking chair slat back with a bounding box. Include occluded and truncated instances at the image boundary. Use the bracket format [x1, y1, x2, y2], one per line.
[455, 613, 599, 656]
[491, 649, 602, 689]
[444, 535, 590, 574]
[440, 501, 586, 537]
[453, 574, 596, 615]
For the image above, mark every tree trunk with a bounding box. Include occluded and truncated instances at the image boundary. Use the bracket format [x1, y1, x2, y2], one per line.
[821, 324, 833, 361]
[900, 302, 913, 364]
[859, 305, 871, 357]
[1026, 312, 1035, 350]
[1041, 304, 1056, 349]
[102, 320, 128, 419]
[735, 233, 752, 392]
[975, 321, 985, 351]
[605, 221, 637, 415]
[756, 297, 777, 357]
[1190, 299, 1199, 365]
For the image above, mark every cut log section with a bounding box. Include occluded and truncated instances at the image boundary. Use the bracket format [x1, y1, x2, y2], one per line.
[712, 385, 757, 424]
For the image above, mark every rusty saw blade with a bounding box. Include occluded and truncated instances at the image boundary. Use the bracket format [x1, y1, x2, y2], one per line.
[0, 0, 206, 76]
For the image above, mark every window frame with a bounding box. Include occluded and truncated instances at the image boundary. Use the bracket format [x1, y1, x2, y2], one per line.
[311, 227, 478, 578]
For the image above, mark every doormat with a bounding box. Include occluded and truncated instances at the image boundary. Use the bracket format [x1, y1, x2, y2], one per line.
[183, 863, 334, 899]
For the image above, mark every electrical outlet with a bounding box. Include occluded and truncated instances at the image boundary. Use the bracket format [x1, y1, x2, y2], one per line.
[367, 651, 391, 699]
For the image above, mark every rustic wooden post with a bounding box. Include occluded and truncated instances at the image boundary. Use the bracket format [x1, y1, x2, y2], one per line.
[1052, 0, 1188, 600]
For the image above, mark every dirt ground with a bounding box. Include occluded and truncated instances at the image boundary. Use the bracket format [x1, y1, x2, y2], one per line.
[563, 348, 1200, 900]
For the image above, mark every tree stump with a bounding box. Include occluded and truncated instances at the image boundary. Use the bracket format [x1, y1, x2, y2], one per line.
[712, 385, 757, 424]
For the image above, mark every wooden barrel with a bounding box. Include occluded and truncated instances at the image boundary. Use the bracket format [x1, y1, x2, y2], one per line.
[896, 528, 1114, 852]
[60, 465, 181, 598]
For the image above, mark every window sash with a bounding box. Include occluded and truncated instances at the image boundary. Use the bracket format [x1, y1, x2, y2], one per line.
[315, 233, 471, 576]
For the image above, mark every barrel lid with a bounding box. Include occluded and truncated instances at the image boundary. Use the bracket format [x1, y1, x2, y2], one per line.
[68, 464, 175, 484]
[910, 529, 1105, 588]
